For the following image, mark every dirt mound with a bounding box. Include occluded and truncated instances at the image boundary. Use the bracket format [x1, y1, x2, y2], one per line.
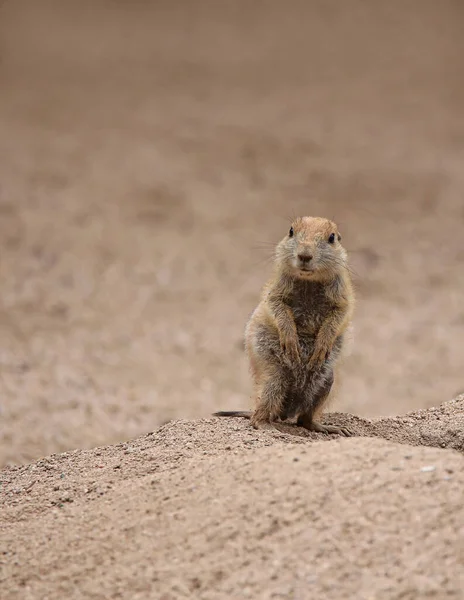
[1, 399, 463, 599]
[277, 394, 464, 452]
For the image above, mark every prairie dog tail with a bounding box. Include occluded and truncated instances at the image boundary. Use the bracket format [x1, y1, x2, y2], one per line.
[212, 411, 253, 419]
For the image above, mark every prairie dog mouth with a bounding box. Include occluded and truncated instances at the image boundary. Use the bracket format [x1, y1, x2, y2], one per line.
[297, 266, 316, 276]
[292, 257, 317, 276]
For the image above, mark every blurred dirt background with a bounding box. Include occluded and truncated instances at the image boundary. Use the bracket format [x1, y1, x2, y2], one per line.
[1, 0, 464, 466]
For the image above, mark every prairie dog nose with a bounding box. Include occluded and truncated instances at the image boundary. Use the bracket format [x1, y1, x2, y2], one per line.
[298, 253, 313, 263]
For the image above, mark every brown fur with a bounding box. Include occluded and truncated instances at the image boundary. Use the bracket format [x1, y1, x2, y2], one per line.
[213, 216, 355, 436]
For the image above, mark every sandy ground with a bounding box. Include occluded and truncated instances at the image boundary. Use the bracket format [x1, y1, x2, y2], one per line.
[0, 2, 464, 597]
[1, 398, 464, 599]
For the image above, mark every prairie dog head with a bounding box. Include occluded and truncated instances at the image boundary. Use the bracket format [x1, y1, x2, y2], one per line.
[276, 216, 347, 280]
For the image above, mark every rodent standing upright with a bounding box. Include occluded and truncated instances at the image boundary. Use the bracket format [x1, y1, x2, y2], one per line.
[214, 216, 355, 435]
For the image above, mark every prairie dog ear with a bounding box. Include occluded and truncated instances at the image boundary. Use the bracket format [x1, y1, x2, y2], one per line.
[337, 233, 342, 241]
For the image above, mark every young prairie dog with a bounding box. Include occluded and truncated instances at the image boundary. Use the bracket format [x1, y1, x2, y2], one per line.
[214, 216, 355, 436]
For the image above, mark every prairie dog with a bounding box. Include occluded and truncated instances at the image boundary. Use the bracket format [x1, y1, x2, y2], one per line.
[214, 216, 355, 436]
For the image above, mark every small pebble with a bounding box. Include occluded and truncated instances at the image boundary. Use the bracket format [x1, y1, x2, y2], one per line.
[420, 465, 436, 473]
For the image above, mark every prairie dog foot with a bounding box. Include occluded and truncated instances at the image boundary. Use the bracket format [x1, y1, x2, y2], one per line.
[250, 417, 275, 431]
[297, 415, 352, 437]
[253, 421, 275, 431]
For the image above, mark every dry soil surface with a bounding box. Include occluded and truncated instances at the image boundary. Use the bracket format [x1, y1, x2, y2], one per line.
[1, 0, 464, 466]
[1, 398, 464, 599]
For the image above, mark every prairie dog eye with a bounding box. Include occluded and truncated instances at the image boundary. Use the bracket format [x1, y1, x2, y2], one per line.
[328, 233, 336, 244]
[289, 227, 294, 238]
